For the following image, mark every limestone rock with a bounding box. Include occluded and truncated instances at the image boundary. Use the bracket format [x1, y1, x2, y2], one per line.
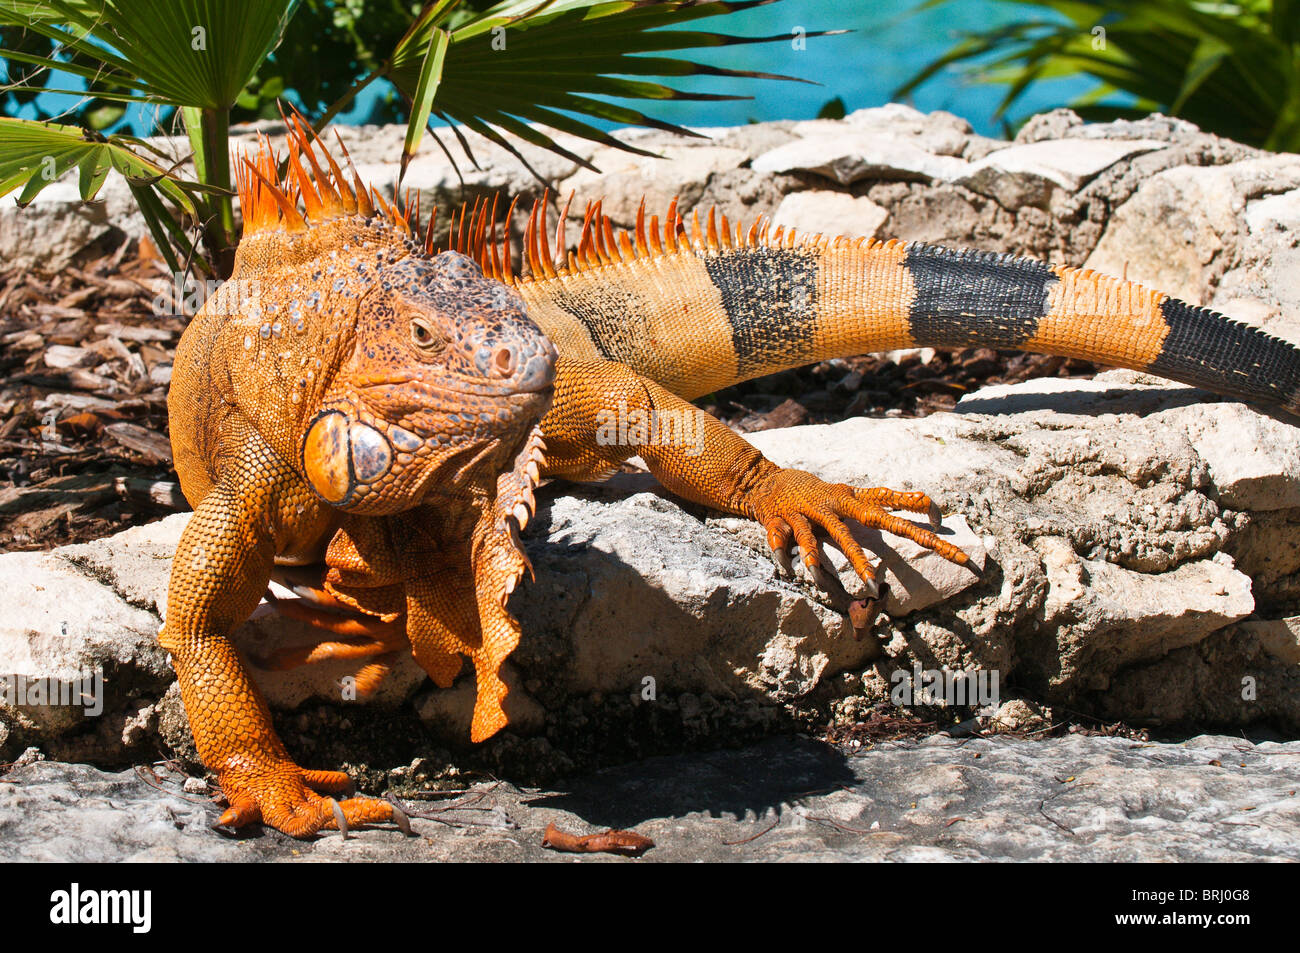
[0, 176, 146, 272]
[1236, 616, 1300, 665]
[770, 190, 889, 240]
[751, 129, 970, 185]
[7, 105, 1300, 775]
[1085, 156, 1300, 345]
[13, 368, 1296, 761]
[957, 138, 1167, 209]
[3, 734, 1297, 861]
[560, 142, 748, 226]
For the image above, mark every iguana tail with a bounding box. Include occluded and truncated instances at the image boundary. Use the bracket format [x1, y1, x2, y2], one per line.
[454, 197, 1300, 414]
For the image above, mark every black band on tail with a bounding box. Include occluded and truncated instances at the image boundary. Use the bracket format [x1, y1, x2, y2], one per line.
[1150, 298, 1300, 413]
[905, 244, 1057, 348]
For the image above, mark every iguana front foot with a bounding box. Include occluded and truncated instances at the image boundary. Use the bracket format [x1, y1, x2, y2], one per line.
[214, 758, 409, 837]
[750, 471, 968, 596]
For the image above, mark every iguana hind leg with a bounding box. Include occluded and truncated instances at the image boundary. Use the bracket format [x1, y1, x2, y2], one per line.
[162, 430, 402, 837]
[254, 590, 407, 698]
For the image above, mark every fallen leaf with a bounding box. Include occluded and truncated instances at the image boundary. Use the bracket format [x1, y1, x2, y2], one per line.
[541, 821, 655, 857]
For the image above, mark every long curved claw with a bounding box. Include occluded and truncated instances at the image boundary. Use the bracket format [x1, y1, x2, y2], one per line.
[751, 470, 969, 600]
[327, 797, 348, 839]
[766, 520, 796, 578]
[214, 760, 402, 838]
[387, 795, 414, 836]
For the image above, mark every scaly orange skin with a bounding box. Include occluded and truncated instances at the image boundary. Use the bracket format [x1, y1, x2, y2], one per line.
[167, 123, 1300, 839]
[166, 124, 554, 836]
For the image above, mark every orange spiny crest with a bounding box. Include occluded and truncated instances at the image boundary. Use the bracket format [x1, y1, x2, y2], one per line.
[633, 199, 648, 256]
[234, 116, 430, 239]
[556, 191, 573, 270]
[473, 197, 493, 275]
[286, 136, 324, 222]
[431, 193, 516, 284]
[422, 203, 439, 257]
[523, 199, 541, 277]
[536, 190, 556, 278]
[502, 195, 519, 282]
[601, 214, 621, 263]
[354, 188, 892, 287]
[489, 193, 502, 279]
[289, 115, 346, 218]
[578, 201, 598, 266]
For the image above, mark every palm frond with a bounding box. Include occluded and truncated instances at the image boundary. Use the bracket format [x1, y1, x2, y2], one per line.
[387, 0, 843, 171]
[896, 0, 1300, 152]
[0, 117, 218, 271]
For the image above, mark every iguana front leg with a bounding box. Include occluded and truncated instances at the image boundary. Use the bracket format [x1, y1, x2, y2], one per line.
[541, 359, 968, 595]
[161, 433, 402, 837]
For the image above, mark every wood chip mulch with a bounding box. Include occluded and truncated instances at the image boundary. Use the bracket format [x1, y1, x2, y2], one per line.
[0, 240, 185, 552]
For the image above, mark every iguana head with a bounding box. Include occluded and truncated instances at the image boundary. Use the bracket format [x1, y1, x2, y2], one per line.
[300, 247, 555, 515]
[228, 121, 555, 519]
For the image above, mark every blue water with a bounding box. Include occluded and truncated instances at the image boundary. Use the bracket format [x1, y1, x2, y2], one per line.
[14, 0, 1094, 139]
[341, 0, 1094, 137]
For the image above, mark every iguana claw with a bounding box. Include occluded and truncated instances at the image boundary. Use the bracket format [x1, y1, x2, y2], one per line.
[751, 470, 967, 601]
[213, 761, 398, 838]
[388, 797, 413, 836]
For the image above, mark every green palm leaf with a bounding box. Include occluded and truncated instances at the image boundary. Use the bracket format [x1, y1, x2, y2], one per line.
[386, 0, 840, 174]
[0, 0, 833, 273]
[0, 0, 296, 108]
[897, 0, 1300, 152]
[0, 0, 298, 271]
[0, 117, 219, 271]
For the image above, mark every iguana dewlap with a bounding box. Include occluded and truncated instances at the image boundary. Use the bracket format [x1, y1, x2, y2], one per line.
[165, 120, 1300, 837]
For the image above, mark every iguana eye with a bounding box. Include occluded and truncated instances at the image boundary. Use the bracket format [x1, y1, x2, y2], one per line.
[410, 317, 444, 354]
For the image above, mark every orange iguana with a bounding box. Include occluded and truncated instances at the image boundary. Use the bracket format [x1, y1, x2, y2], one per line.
[165, 119, 1300, 836]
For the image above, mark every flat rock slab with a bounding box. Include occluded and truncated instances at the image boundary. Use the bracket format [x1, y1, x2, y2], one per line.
[2, 733, 1296, 862]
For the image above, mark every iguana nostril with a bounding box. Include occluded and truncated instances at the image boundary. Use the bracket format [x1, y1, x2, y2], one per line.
[516, 348, 556, 392]
[492, 345, 517, 378]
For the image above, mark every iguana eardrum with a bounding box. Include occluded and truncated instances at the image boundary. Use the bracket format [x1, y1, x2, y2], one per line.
[166, 119, 1300, 837]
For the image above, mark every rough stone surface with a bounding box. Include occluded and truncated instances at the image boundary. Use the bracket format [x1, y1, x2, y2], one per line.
[5, 105, 1300, 849]
[0, 179, 147, 273]
[4, 369, 1299, 775]
[1085, 157, 1300, 343]
[752, 129, 972, 185]
[956, 138, 1167, 210]
[2, 734, 1295, 861]
[771, 190, 889, 240]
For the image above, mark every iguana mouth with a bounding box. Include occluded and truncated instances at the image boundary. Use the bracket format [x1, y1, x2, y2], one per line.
[302, 376, 553, 513]
[354, 372, 550, 400]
